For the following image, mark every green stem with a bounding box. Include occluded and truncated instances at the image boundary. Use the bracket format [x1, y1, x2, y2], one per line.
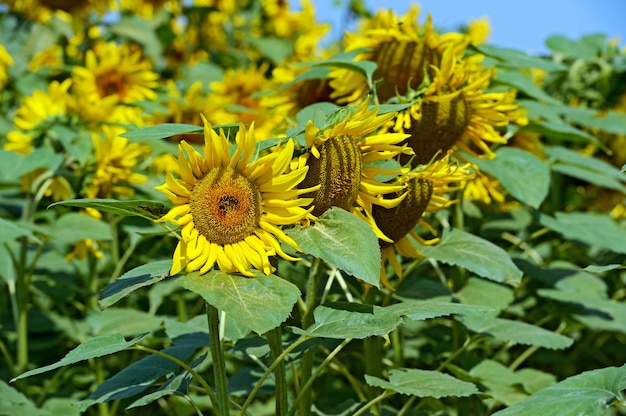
[133, 344, 216, 406]
[266, 326, 288, 416]
[288, 338, 352, 416]
[298, 258, 322, 416]
[363, 288, 383, 407]
[16, 236, 29, 373]
[239, 337, 310, 416]
[353, 391, 396, 416]
[207, 303, 229, 416]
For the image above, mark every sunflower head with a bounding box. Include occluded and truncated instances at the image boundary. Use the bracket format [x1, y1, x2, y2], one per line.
[156, 117, 317, 277]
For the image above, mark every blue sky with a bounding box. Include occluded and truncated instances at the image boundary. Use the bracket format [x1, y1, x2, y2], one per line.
[311, 0, 626, 55]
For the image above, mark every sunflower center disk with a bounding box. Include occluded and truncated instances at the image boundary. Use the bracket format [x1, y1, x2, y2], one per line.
[403, 95, 470, 167]
[373, 40, 440, 102]
[299, 135, 362, 216]
[372, 178, 434, 247]
[189, 166, 262, 245]
[96, 71, 126, 99]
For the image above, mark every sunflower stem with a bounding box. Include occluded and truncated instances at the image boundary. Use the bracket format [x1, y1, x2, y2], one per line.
[298, 258, 322, 416]
[266, 326, 289, 416]
[363, 288, 383, 414]
[207, 303, 230, 416]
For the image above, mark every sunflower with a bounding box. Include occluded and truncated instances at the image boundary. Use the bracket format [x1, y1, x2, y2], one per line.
[4, 79, 74, 155]
[119, 0, 181, 19]
[0, 45, 13, 91]
[72, 41, 159, 106]
[84, 126, 151, 218]
[155, 117, 318, 277]
[327, 7, 527, 166]
[2, 0, 111, 23]
[372, 153, 474, 289]
[294, 99, 412, 241]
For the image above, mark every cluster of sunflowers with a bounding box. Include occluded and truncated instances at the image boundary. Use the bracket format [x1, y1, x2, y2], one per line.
[1, 0, 527, 287]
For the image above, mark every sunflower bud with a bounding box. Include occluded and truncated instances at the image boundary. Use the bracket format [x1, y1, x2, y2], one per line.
[373, 40, 440, 102]
[299, 135, 362, 216]
[372, 178, 433, 246]
[402, 95, 469, 167]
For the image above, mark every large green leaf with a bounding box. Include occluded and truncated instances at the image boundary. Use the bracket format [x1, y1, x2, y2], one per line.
[50, 213, 113, 243]
[545, 34, 606, 60]
[0, 380, 48, 416]
[470, 360, 556, 406]
[0, 217, 42, 245]
[295, 51, 377, 87]
[523, 120, 603, 148]
[455, 277, 515, 313]
[386, 300, 493, 321]
[545, 146, 626, 192]
[492, 364, 626, 416]
[49, 199, 167, 220]
[99, 260, 172, 309]
[109, 14, 162, 63]
[0, 147, 63, 181]
[495, 70, 562, 104]
[250, 37, 292, 64]
[178, 270, 301, 335]
[473, 44, 566, 71]
[472, 147, 550, 209]
[119, 123, 203, 140]
[419, 228, 523, 284]
[561, 107, 626, 136]
[11, 333, 148, 382]
[292, 303, 402, 339]
[77, 344, 197, 411]
[87, 308, 164, 337]
[458, 315, 573, 349]
[286, 207, 381, 287]
[366, 368, 478, 398]
[538, 211, 626, 254]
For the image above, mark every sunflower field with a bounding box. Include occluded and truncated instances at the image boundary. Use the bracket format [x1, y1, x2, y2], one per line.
[1, 0, 626, 415]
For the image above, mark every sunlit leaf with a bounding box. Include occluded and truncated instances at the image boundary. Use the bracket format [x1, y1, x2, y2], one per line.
[119, 123, 203, 140]
[386, 300, 493, 321]
[99, 260, 172, 309]
[538, 211, 626, 254]
[583, 264, 624, 273]
[295, 51, 377, 86]
[0, 148, 63, 180]
[87, 308, 164, 337]
[495, 70, 562, 104]
[492, 364, 626, 416]
[0, 217, 42, 245]
[455, 277, 515, 313]
[11, 333, 149, 382]
[178, 270, 301, 335]
[51, 213, 113, 243]
[458, 315, 573, 349]
[545, 34, 606, 60]
[286, 207, 381, 287]
[366, 368, 478, 398]
[473, 44, 566, 71]
[49, 199, 167, 220]
[292, 303, 402, 339]
[471, 147, 551, 208]
[523, 120, 604, 148]
[419, 228, 523, 284]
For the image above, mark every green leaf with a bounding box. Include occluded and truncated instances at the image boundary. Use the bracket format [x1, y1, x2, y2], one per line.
[538, 212, 626, 254]
[492, 364, 626, 416]
[470, 360, 556, 406]
[11, 333, 149, 382]
[277, 66, 330, 92]
[295, 51, 377, 87]
[0, 217, 42, 245]
[49, 199, 167, 220]
[472, 147, 550, 208]
[522, 120, 604, 148]
[87, 308, 164, 337]
[561, 107, 626, 136]
[472, 44, 566, 72]
[99, 260, 172, 309]
[458, 315, 573, 349]
[366, 368, 478, 398]
[0, 380, 49, 416]
[286, 207, 381, 287]
[178, 270, 301, 335]
[119, 123, 203, 140]
[545, 146, 626, 192]
[455, 277, 515, 313]
[109, 14, 162, 63]
[51, 213, 113, 243]
[0, 148, 63, 181]
[386, 300, 493, 321]
[584, 264, 624, 273]
[495, 70, 562, 104]
[545, 34, 605, 60]
[419, 228, 523, 284]
[77, 345, 197, 411]
[250, 37, 293, 64]
[292, 303, 402, 339]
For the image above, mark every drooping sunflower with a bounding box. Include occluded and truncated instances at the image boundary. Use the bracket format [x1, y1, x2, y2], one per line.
[371, 153, 474, 289]
[295, 99, 412, 241]
[0, 45, 13, 91]
[328, 7, 527, 166]
[155, 117, 318, 277]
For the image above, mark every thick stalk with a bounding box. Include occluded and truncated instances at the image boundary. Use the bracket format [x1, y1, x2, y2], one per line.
[363, 288, 383, 408]
[207, 303, 229, 416]
[266, 326, 288, 416]
[298, 258, 322, 416]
